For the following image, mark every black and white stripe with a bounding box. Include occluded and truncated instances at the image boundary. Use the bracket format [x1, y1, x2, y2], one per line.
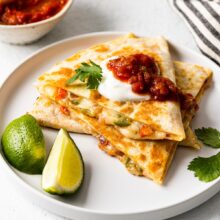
[169, 0, 220, 66]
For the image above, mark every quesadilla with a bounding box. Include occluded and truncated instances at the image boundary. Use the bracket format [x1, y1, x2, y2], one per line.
[36, 33, 186, 141]
[31, 61, 212, 184]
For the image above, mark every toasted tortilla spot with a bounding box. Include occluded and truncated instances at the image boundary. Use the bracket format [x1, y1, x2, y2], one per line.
[92, 44, 109, 52]
[139, 154, 146, 161]
[60, 68, 73, 76]
[147, 161, 163, 174]
[110, 47, 139, 56]
[150, 145, 164, 161]
[120, 105, 134, 114]
[132, 101, 161, 126]
[139, 142, 146, 151]
[66, 53, 81, 62]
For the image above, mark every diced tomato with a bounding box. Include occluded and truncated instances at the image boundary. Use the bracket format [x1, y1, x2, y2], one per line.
[56, 88, 67, 100]
[140, 125, 153, 137]
[60, 106, 70, 115]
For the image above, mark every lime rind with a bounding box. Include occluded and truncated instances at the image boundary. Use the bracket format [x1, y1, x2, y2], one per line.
[44, 179, 83, 195]
[1, 114, 46, 174]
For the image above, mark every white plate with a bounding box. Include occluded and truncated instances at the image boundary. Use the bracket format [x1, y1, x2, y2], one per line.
[0, 32, 220, 220]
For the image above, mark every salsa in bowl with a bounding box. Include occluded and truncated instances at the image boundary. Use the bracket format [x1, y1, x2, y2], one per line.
[0, 0, 72, 44]
[0, 0, 68, 25]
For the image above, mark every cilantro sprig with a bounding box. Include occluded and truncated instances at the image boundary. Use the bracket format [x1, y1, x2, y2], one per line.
[188, 152, 220, 182]
[67, 60, 102, 89]
[195, 127, 220, 148]
[188, 127, 220, 182]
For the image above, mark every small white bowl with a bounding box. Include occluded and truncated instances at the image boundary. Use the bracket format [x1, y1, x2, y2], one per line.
[0, 0, 73, 45]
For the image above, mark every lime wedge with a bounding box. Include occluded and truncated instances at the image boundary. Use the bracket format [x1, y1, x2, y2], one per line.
[42, 129, 84, 195]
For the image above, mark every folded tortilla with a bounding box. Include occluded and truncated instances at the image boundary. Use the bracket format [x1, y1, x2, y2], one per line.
[31, 61, 212, 184]
[36, 33, 185, 141]
[30, 96, 200, 149]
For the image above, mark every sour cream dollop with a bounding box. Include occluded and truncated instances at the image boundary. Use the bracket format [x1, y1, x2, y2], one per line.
[98, 57, 151, 102]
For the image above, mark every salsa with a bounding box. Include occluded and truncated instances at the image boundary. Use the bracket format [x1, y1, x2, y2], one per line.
[107, 54, 177, 99]
[0, 0, 68, 25]
[107, 54, 197, 110]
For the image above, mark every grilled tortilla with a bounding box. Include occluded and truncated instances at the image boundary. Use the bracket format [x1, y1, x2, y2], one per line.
[31, 62, 212, 184]
[36, 33, 185, 141]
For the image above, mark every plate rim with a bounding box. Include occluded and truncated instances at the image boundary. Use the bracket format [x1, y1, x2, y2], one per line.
[0, 31, 220, 217]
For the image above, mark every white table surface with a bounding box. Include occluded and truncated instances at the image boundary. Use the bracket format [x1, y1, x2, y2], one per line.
[0, 0, 219, 219]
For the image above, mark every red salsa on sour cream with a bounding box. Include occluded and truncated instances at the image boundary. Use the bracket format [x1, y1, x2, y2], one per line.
[107, 54, 197, 111]
[0, 0, 68, 25]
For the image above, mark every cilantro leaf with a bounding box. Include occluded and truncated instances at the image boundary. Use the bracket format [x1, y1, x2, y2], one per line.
[67, 60, 102, 89]
[195, 127, 220, 148]
[188, 152, 220, 182]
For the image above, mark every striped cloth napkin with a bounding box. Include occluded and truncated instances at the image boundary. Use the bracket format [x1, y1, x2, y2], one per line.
[169, 0, 220, 66]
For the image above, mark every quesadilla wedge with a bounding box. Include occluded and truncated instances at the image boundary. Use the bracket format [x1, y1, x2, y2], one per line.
[36, 33, 186, 141]
[31, 61, 212, 184]
[30, 96, 199, 148]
